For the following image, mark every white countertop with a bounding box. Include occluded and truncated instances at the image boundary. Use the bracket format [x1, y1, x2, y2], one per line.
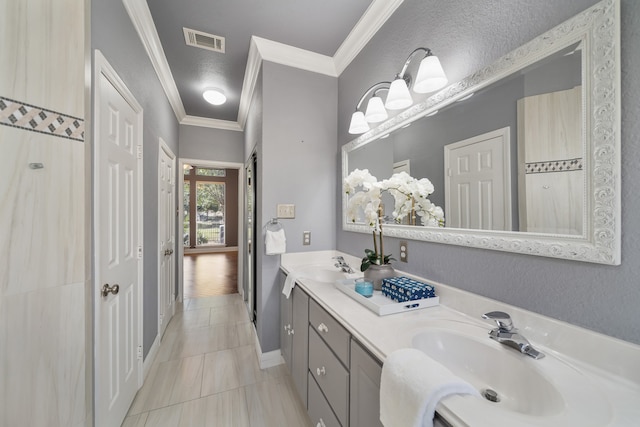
[281, 250, 640, 427]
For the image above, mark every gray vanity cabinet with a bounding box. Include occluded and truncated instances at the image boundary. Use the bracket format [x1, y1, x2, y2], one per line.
[280, 285, 309, 407]
[308, 299, 351, 426]
[349, 339, 383, 427]
[308, 371, 342, 427]
[280, 274, 458, 427]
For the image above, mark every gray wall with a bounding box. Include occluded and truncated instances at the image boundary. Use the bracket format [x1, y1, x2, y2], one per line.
[92, 0, 180, 357]
[255, 62, 338, 352]
[179, 125, 244, 163]
[337, 0, 640, 345]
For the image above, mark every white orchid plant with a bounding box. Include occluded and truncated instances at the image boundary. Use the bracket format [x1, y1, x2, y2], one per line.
[344, 169, 445, 271]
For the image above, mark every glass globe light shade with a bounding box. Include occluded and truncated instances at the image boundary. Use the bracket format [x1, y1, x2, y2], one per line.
[348, 111, 370, 134]
[385, 78, 413, 110]
[413, 55, 448, 93]
[364, 96, 388, 123]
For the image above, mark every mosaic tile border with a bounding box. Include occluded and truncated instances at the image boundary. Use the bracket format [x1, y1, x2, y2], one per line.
[525, 158, 583, 174]
[0, 96, 84, 142]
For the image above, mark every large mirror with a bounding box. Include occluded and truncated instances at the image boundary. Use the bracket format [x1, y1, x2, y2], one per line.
[342, 0, 620, 264]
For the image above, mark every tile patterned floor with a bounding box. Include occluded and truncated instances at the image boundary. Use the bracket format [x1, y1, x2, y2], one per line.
[122, 293, 312, 427]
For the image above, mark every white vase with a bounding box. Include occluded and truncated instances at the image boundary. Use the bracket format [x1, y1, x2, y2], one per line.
[364, 264, 395, 290]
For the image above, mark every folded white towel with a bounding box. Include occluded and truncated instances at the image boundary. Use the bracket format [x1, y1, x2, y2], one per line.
[282, 271, 302, 299]
[380, 348, 479, 427]
[265, 229, 286, 255]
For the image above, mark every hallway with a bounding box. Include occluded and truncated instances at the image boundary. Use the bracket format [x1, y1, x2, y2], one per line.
[122, 293, 311, 426]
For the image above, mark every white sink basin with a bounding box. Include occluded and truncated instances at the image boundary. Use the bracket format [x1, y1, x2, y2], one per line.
[411, 327, 613, 426]
[412, 329, 563, 416]
[297, 265, 348, 283]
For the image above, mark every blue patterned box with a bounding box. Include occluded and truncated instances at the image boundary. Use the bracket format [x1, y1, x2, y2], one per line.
[381, 276, 436, 302]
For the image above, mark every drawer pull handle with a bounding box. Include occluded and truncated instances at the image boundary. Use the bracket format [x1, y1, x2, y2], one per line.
[316, 366, 326, 376]
[317, 419, 326, 427]
[317, 323, 329, 333]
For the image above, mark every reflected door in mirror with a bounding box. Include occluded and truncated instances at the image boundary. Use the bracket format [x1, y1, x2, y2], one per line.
[444, 127, 512, 230]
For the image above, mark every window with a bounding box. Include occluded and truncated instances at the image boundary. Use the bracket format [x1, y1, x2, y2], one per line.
[183, 166, 227, 247]
[196, 167, 226, 177]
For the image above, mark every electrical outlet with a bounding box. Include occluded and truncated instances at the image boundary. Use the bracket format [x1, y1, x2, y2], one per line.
[277, 204, 295, 218]
[303, 231, 311, 246]
[399, 240, 408, 262]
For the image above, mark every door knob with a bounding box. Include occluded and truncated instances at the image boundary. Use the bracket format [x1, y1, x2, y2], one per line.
[101, 283, 120, 297]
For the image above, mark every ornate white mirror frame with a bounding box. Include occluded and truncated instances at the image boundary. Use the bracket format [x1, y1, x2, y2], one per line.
[342, 0, 620, 265]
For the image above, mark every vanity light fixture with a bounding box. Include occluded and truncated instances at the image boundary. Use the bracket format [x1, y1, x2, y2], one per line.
[348, 47, 448, 134]
[348, 82, 390, 134]
[386, 47, 448, 109]
[364, 90, 389, 123]
[202, 88, 227, 105]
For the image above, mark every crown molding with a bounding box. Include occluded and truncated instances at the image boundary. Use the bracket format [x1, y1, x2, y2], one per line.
[333, 0, 405, 75]
[123, 0, 403, 131]
[181, 115, 242, 131]
[237, 38, 263, 131]
[122, 0, 186, 122]
[252, 36, 338, 77]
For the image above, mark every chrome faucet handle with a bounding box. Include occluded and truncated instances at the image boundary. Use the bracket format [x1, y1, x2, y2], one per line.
[482, 311, 514, 332]
[332, 256, 345, 262]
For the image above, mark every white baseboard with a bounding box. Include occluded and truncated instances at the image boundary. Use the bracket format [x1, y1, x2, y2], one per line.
[260, 350, 285, 369]
[253, 326, 284, 369]
[143, 334, 160, 379]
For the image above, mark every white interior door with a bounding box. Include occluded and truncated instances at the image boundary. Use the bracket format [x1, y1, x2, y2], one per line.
[444, 127, 511, 230]
[158, 140, 176, 337]
[94, 51, 143, 427]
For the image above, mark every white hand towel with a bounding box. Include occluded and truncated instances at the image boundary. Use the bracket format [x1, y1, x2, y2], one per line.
[282, 271, 302, 299]
[380, 348, 479, 427]
[265, 228, 286, 255]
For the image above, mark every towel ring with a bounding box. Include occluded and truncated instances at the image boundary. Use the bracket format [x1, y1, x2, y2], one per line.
[265, 218, 283, 232]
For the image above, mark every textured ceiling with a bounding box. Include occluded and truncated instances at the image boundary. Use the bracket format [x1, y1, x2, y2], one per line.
[147, 0, 374, 121]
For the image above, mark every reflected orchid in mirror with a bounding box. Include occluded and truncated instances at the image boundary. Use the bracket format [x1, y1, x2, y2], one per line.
[344, 169, 445, 270]
[381, 171, 445, 227]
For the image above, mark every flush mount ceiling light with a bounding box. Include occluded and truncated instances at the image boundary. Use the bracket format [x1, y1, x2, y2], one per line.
[348, 47, 448, 134]
[202, 88, 227, 105]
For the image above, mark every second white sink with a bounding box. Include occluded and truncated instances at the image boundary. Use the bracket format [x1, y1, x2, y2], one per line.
[410, 325, 613, 426]
[297, 265, 349, 283]
[412, 329, 563, 416]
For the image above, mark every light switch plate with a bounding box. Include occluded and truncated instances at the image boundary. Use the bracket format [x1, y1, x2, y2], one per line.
[277, 204, 295, 218]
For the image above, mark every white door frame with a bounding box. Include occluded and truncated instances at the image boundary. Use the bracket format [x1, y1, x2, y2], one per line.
[93, 49, 144, 423]
[177, 158, 244, 302]
[158, 138, 176, 337]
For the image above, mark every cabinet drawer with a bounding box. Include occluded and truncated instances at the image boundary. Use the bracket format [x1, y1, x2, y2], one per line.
[308, 372, 342, 427]
[309, 299, 350, 366]
[309, 328, 349, 426]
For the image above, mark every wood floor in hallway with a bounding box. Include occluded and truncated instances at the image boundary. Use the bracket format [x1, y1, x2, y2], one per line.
[122, 293, 312, 427]
[183, 251, 238, 299]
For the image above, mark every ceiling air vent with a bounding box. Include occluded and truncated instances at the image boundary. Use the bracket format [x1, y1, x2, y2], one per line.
[183, 28, 225, 53]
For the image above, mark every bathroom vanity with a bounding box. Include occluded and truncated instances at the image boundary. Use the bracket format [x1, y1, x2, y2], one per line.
[279, 250, 640, 427]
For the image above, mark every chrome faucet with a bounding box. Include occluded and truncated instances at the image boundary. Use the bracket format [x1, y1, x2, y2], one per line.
[332, 256, 355, 274]
[482, 311, 545, 359]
